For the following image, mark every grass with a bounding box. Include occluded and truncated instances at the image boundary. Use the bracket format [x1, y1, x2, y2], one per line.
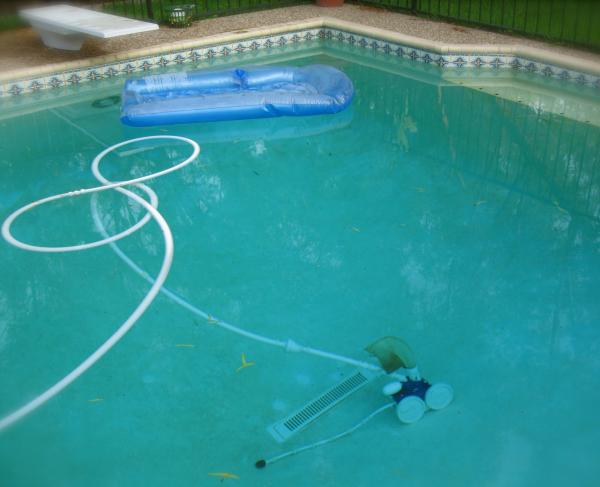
[0, 13, 25, 32]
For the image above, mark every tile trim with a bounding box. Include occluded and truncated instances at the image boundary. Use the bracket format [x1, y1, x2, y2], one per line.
[2, 18, 599, 99]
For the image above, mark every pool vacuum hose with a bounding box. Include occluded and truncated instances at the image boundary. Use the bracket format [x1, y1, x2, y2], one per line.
[0, 135, 403, 432]
[0, 136, 199, 431]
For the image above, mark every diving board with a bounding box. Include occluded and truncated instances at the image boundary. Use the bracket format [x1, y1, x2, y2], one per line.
[20, 4, 159, 51]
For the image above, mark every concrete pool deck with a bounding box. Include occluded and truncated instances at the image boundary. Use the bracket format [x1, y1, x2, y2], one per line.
[1, 4, 599, 77]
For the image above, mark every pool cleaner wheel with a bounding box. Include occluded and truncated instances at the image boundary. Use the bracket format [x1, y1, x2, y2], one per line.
[425, 383, 455, 410]
[396, 396, 427, 424]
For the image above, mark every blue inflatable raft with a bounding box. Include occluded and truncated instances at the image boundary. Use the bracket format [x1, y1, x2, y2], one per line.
[120, 65, 354, 127]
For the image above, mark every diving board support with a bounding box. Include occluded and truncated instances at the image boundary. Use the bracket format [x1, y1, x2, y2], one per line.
[36, 28, 87, 51]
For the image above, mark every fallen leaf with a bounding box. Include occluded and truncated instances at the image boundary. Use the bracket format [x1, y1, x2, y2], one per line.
[208, 472, 239, 480]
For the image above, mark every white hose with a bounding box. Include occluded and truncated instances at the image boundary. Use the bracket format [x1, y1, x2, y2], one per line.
[256, 402, 395, 468]
[90, 188, 383, 372]
[0, 136, 200, 432]
[1, 133, 389, 432]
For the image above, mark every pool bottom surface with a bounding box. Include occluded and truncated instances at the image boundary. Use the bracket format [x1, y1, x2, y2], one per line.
[0, 45, 600, 486]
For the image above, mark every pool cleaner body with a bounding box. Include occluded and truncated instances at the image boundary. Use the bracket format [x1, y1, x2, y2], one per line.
[256, 337, 453, 468]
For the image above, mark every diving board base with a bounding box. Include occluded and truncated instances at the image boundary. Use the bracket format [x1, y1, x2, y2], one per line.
[36, 26, 86, 51]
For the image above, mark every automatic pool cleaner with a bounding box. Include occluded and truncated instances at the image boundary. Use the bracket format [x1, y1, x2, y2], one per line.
[255, 336, 453, 469]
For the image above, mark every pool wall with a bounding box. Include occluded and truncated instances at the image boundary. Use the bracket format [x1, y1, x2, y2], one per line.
[1, 16, 599, 98]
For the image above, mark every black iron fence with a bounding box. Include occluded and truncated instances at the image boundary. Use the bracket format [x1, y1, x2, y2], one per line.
[101, 0, 307, 24]
[359, 0, 600, 50]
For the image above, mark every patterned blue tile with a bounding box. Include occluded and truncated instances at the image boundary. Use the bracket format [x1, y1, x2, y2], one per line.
[9, 84, 23, 95]
[86, 70, 102, 81]
[29, 80, 43, 92]
[66, 73, 81, 84]
[542, 66, 554, 77]
[526, 62, 538, 72]
[558, 70, 571, 80]
[122, 63, 136, 74]
[2, 27, 599, 98]
[48, 76, 63, 88]
[104, 66, 119, 77]
[190, 50, 203, 61]
[510, 58, 522, 69]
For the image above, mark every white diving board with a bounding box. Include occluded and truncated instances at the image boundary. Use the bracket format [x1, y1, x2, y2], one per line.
[20, 4, 159, 51]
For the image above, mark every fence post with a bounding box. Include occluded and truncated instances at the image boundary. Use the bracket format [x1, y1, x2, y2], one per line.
[411, 0, 418, 13]
[146, 0, 155, 19]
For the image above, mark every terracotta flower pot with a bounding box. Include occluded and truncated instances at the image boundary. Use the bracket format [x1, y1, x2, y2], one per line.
[316, 0, 345, 7]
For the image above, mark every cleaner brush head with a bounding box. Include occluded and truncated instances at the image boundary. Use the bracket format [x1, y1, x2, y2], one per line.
[255, 459, 267, 469]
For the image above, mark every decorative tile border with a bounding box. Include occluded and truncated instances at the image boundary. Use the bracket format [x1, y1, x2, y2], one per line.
[325, 28, 600, 89]
[2, 21, 599, 99]
[0, 28, 323, 98]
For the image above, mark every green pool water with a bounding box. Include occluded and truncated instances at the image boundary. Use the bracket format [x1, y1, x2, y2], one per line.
[1, 42, 600, 486]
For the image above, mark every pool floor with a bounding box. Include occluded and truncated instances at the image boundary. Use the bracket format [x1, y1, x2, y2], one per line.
[1, 44, 600, 486]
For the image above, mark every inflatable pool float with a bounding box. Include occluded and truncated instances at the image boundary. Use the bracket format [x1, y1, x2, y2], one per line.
[120, 65, 354, 127]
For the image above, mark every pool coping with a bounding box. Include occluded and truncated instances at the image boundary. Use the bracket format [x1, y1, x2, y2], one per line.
[2, 16, 599, 97]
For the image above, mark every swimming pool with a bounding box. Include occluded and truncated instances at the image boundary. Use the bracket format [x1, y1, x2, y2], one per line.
[1, 40, 600, 486]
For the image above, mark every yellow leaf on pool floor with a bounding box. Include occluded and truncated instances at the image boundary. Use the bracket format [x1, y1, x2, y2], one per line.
[236, 353, 255, 372]
[208, 472, 239, 480]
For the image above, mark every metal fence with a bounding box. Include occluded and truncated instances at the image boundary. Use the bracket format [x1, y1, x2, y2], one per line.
[360, 0, 600, 49]
[101, 0, 307, 24]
